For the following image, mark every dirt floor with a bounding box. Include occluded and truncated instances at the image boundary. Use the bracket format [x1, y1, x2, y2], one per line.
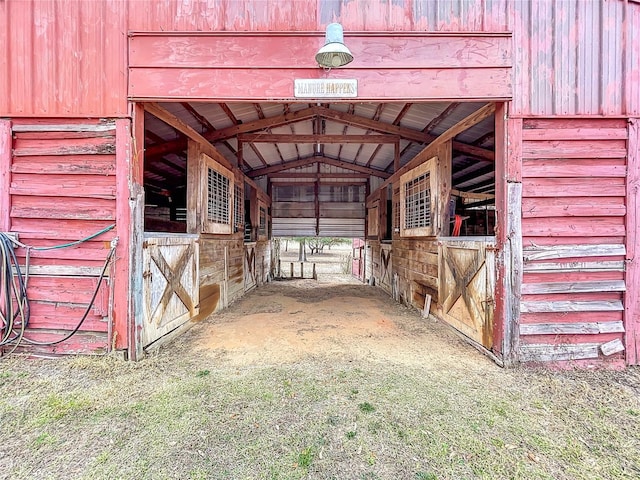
[187, 240, 487, 370]
[187, 279, 490, 372]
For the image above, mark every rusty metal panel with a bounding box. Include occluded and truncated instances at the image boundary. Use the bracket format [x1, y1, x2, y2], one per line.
[128, 0, 509, 32]
[512, 0, 637, 116]
[1, 0, 127, 117]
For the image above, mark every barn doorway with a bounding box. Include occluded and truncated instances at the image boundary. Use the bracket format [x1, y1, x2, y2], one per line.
[136, 100, 500, 358]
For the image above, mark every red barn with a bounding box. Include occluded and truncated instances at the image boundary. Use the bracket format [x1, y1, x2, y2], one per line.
[0, 0, 638, 367]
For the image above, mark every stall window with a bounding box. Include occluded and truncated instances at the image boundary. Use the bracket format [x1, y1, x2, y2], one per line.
[202, 154, 233, 234]
[258, 203, 267, 238]
[234, 183, 244, 233]
[367, 205, 379, 238]
[400, 157, 436, 237]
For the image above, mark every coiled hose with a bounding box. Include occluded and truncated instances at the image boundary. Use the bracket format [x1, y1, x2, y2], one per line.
[0, 225, 116, 355]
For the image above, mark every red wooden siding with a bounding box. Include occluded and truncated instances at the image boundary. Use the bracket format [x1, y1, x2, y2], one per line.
[128, 32, 512, 102]
[127, 0, 510, 32]
[511, 0, 639, 116]
[6, 119, 119, 355]
[0, 0, 127, 117]
[519, 118, 629, 365]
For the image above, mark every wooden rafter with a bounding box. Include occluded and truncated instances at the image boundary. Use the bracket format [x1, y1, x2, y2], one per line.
[144, 103, 232, 170]
[247, 156, 390, 179]
[239, 133, 400, 144]
[253, 103, 285, 163]
[424, 102, 461, 133]
[337, 103, 355, 159]
[373, 103, 496, 195]
[365, 103, 412, 167]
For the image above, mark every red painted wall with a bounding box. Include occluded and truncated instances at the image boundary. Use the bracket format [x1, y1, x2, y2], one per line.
[2, 0, 637, 117]
[518, 118, 629, 366]
[5, 119, 121, 355]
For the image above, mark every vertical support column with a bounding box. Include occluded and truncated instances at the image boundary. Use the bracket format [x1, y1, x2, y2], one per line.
[625, 118, 639, 365]
[187, 139, 203, 234]
[494, 103, 523, 366]
[436, 140, 452, 236]
[114, 117, 134, 357]
[0, 120, 11, 232]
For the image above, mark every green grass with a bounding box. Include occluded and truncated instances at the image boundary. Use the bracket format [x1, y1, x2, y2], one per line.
[0, 352, 639, 479]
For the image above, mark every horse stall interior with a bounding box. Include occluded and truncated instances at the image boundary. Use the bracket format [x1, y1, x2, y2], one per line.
[137, 99, 502, 361]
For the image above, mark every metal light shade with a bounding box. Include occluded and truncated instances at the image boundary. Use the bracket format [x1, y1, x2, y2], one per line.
[315, 23, 353, 68]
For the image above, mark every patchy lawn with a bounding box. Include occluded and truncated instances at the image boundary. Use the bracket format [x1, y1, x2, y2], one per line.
[1, 279, 639, 480]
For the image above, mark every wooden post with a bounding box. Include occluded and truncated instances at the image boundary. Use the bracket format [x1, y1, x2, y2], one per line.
[625, 118, 640, 365]
[312, 263, 317, 280]
[494, 104, 523, 366]
[277, 259, 281, 278]
[290, 262, 294, 278]
[186, 140, 202, 234]
[0, 120, 11, 233]
[114, 118, 135, 357]
[300, 262, 304, 278]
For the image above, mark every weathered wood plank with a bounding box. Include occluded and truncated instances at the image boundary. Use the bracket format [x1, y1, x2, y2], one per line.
[600, 338, 625, 356]
[11, 155, 116, 175]
[523, 243, 626, 261]
[523, 260, 625, 273]
[521, 280, 626, 295]
[521, 140, 627, 159]
[522, 158, 626, 178]
[521, 300, 624, 313]
[522, 197, 626, 218]
[523, 236, 625, 247]
[23, 302, 108, 332]
[522, 177, 626, 197]
[11, 195, 116, 221]
[10, 173, 116, 199]
[520, 321, 625, 336]
[523, 119, 627, 130]
[11, 122, 116, 133]
[521, 128, 628, 141]
[522, 217, 625, 237]
[520, 343, 600, 362]
[625, 118, 640, 365]
[13, 136, 116, 156]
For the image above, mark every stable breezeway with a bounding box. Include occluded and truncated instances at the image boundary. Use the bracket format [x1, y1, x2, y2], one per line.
[184, 278, 492, 369]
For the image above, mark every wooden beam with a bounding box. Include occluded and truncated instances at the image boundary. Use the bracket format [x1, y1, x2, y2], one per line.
[144, 103, 233, 171]
[268, 172, 370, 179]
[248, 156, 390, 178]
[204, 107, 317, 142]
[239, 133, 400, 144]
[424, 102, 461, 133]
[450, 189, 495, 201]
[370, 103, 496, 200]
[181, 102, 215, 132]
[316, 105, 493, 160]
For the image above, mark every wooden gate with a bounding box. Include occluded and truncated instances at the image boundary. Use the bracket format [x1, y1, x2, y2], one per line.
[142, 234, 199, 347]
[244, 244, 257, 291]
[379, 244, 393, 294]
[439, 238, 495, 349]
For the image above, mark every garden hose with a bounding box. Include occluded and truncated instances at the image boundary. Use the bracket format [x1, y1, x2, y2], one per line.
[0, 225, 116, 355]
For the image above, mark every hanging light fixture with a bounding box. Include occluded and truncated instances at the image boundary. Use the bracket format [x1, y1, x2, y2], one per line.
[315, 23, 353, 69]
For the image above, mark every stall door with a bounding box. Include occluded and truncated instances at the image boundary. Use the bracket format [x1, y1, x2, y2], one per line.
[142, 235, 199, 347]
[244, 244, 257, 291]
[439, 239, 495, 349]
